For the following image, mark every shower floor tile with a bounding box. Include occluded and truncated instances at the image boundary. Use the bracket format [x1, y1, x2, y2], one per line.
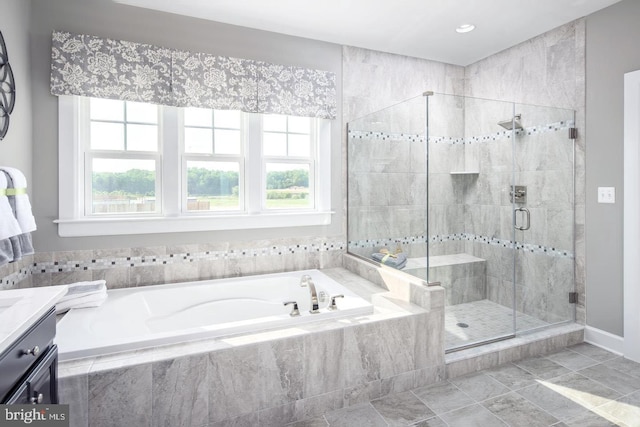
[445, 299, 550, 349]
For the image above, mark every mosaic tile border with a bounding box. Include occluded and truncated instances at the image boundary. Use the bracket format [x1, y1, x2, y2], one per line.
[348, 119, 575, 145]
[0, 239, 346, 288]
[1, 264, 31, 288]
[348, 233, 574, 259]
[34, 240, 346, 274]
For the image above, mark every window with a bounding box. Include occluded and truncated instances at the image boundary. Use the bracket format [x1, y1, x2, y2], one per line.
[57, 96, 332, 236]
[87, 98, 160, 215]
[183, 108, 243, 212]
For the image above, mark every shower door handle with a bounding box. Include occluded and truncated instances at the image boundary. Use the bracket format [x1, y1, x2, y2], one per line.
[514, 207, 531, 231]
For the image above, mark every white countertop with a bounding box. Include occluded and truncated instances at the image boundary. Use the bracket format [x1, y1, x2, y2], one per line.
[0, 286, 68, 355]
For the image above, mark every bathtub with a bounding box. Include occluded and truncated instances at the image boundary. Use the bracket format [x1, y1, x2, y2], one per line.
[55, 269, 373, 361]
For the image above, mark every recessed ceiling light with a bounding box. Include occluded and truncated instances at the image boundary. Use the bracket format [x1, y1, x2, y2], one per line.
[456, 24, 475, 34]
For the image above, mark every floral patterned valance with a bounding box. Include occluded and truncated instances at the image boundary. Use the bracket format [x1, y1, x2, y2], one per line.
[50, 31, 173, 105]
[50, 31, 337, 119]
[171, 51, 258, 112]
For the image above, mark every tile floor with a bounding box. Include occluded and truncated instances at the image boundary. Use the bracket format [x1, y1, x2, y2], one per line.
[445, 299, 550, 349]
[287, 343, 640, 427]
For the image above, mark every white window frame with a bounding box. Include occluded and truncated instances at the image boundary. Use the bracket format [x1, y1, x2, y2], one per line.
[55, 96, 333, 237]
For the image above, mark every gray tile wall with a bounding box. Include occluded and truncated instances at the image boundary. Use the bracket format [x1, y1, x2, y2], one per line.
[464, 19, 586, 324]
[0, 238, 345, 290]
[345, 19, 585, 327]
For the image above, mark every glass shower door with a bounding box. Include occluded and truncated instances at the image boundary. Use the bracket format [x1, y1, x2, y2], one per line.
[425, 93, 518, 351]
[512, 104, 576, 332]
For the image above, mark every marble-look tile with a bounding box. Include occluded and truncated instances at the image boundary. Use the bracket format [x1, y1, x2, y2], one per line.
[378, 316, 417, 378]
[198, 259, 228, 280]
[414, 365, 446, 389]
[577, 363, 640, 395]
[257, 402, 303, 426]
[604, 356, 640, 379]
[92, 267, 130, 289]
[596, 389, 640, 426]
[485, 363, 536, 390]
[93, 247, 131, 259]
[51, 270, 93, 285]
[208, 412, 259, 427]
[516, 378, 596, 421]
[483, 392, 559, 427]
[545, 349, 598, 371]
[343, 322, 381, 386]
[371, 391, 435, 426]
[324, 402, 387, 427]
[514, 356, 571, 379]
[303, 329, 344, 398]
[563, 411, 622, 427]
[300, 390, 343, 420]
[209, 338, 303, 423]
[152, 354, 209, 427]
[343, 380, 381, 406]
[164, 260, 200, 284]
[381, 371, 415, 396]
[411, 416, 448, 427]
[58, 375, 88, 427]
[566, 343, 618, 362]
[130, 265, 165, 287]
[411, 381, 475, 415]
[53, 250, 94, 263]
[449, 372, 511, 402]
[286, 418, 329, 427]
[439, 403, 508, 427]
[131, 246, 167, 257]
[88, 364, 153, 427]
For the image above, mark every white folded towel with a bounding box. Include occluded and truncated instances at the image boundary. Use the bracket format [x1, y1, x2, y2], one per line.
[56, 280, 108, 314]
[59, 280, 107, 302]
[0, 167, 36, 233]
[56, 292, 108, 314]
[0, 173, 22, 240]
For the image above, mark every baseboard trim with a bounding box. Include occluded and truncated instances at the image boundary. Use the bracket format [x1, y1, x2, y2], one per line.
[584, 325, 624, 355]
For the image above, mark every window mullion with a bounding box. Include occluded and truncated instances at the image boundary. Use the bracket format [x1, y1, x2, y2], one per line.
[162, 106, 180, 216]
[246, 113, 262, 213]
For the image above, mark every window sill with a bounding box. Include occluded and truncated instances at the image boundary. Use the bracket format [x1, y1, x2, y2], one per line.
[54, 211, 334, 237]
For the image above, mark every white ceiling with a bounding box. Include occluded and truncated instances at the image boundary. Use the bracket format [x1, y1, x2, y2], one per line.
[114, 0, 622, 66]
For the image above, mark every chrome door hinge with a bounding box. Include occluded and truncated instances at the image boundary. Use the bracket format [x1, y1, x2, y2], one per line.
[569, 128, 578, 139]
[569, 292, 578, 304]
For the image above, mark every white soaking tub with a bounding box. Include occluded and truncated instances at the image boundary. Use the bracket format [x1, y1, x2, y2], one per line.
[55, 269, 373, 360]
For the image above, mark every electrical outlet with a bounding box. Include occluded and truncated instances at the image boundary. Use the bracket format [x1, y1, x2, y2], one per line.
[598, 187, 615, 204]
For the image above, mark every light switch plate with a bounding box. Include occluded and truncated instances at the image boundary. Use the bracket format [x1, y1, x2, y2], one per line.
[598, 187, 616, 204]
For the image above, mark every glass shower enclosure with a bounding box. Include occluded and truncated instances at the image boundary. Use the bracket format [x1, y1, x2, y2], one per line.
[347, 92, 576, 352]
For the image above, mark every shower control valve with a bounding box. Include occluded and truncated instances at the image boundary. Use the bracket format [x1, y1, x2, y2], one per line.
[510, 185, 527, 204]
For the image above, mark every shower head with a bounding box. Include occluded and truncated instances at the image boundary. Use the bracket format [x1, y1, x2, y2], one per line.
[498, 114, 523, 130]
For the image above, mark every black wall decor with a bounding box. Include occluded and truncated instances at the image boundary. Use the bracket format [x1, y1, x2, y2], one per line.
[0, 30, 15, 140]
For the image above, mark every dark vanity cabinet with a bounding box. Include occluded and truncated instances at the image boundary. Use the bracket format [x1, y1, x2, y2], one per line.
[0, 307, 59, 404]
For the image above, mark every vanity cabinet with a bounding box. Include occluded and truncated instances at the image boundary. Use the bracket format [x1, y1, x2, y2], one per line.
[0, 307, 58, 404]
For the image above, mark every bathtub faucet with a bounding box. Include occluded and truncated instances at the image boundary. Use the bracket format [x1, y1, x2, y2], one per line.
[300, 275, 320, 314]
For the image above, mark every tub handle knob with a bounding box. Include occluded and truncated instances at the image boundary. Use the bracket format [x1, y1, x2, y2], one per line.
[283, 301, 300, 317]
[329, 295, 344, 311]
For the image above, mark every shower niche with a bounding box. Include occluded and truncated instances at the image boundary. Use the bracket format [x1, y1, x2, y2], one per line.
[347, 92, 576, 352]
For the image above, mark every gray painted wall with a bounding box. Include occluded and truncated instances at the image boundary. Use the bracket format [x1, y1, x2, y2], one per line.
[0, 0, 32, 184]
[29, 0, 343, 252]
[585, 0, 640, 336]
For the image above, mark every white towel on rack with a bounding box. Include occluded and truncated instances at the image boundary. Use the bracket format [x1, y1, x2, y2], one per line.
[0, 167, 36, 233]
[0, 172, 22, 240]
